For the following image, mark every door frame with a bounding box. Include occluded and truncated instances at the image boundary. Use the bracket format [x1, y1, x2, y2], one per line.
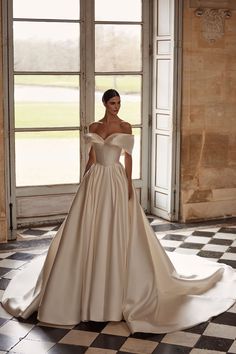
[150, 0, 182, 221]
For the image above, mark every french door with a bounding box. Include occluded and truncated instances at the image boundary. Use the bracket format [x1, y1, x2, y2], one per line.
[3, 0, 150, 233]
[151, 0, 182, 220]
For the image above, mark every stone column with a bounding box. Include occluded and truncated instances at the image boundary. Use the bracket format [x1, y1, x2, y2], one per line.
[180, 1, 236, 221]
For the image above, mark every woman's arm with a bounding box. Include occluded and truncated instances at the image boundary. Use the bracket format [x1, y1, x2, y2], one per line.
[83, 146, 96, 176]
[122, 121, 133, 200]
[125, 151, 133, 200]
[83, 123, 98, 176]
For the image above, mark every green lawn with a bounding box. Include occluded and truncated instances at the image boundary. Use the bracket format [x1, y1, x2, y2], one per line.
[14, 75, 141, 138]
[15, 75, 141, 93]
[15, 102, 141, 138]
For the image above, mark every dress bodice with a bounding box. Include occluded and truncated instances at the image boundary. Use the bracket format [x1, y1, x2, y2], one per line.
[84, 133, 134, 166]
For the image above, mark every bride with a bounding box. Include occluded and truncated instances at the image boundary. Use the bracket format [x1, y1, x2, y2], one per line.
[2, 89, 236, 334]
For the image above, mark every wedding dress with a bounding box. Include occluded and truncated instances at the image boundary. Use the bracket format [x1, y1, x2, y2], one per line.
[2, 133, 236, 334]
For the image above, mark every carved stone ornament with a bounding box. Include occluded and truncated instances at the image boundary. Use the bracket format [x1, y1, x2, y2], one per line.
[195, 8, 232, 43]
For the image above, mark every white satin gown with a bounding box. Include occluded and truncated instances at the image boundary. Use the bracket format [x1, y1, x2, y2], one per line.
[2, 133, 236, 333]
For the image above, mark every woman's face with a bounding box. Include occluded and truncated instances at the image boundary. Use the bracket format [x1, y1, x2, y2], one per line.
[104, 96, 121, 116]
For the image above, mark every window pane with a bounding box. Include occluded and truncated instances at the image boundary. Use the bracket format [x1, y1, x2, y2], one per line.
[15, 131, 80, 186]
[15, 75, 80, 128]
[13, 0, 80, 20]
[95, 75, 141, 124]
[120, 128, 141, 180]
[95, 25, 141, 72]
[14, 22, 80, 72]
[95, 0, 141, 21]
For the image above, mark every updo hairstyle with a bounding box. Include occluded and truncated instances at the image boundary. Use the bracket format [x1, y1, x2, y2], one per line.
[102, 89, 120, 104]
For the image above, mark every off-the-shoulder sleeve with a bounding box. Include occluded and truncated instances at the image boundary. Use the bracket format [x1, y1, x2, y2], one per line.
[84, 133, 103, 161]
[108, 134, 134, 155]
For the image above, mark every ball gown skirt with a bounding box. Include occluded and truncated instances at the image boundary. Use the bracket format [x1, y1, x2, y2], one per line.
[2, 133, 236, 334]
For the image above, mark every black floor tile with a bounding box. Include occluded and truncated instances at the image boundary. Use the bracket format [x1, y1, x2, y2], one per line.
[209, 238, 232, 246]
[0, 238, 51, 251]
[211, 311, 236, 326]
[197, 250, 224, 258]
[151, 224, 181, 232]
[164, 247, 176, 252]
[0, 267, 12, 277]
[227, 247, 236, 253]
[153, 343, 191, 354]
[0, 278, 10, 290]
[7, 252, 36, 261]
[180, 242, 204, 249]
[184, 321, 209, 334]
[47, 343, 87, 354]
[218, 227, 236, 234]
[26, 325, 70, 342]
[195, 335, 233, 351]
[0, 333, 20, 351]
[218, 259, 236, 268]
[15, 311, 39, 324]
[192, 231, 216, 237]
[21, 228, 48, 236]
[163, 234, 187, 241]
[91, 333, 127, 350]
[131, 331, 165, 342]
[74, 321, 108, 332]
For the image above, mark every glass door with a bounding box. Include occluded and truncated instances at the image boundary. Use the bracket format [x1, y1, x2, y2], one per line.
[5, 0, 151, 230]
[94, 0, 150, 205]
[10, 0, 82, 227]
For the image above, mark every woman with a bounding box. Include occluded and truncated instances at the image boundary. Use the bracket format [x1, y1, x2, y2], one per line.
[2, 89, 236, 334]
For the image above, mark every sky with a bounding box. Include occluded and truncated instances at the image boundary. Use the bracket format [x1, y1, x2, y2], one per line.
[13, 0, 141, 22]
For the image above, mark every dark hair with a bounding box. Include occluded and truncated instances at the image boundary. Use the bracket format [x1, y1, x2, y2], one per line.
[102, 89, 120, 104]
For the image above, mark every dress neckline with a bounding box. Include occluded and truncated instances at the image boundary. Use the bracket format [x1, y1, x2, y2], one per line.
[87, 132, 133, 141]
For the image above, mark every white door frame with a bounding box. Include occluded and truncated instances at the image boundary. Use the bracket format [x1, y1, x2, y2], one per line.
[151, 0, 182, 221]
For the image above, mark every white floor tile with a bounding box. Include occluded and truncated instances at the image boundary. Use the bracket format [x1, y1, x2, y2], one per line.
[0, 259, 27, 269]
[102, 321, 130, 337]
[0, 321, 34, 338]
[190, 349, 226, 354]
[10, 339, 54, 354]
[185, 236, 211, 244]
[0, 304, 13, 319]
[213, 233, 236, 240]
[161, 331, 200, 347]
[221, 253, 236, 261]
[0, 290, 4, 301]
[202, 244, 229, 252]
[228, 340, 236, 354]
[120, 337, 158, 354]
[203, 322, 236, 339]
[200, 227, 221, 233]
[174, 248, 199, 255]
[160, 240, 183, 248]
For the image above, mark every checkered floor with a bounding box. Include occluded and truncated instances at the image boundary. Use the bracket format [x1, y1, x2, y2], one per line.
[0, 218, 236, 354]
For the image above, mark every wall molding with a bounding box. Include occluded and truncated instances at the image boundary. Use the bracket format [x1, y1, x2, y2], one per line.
[194, 8, 231, 43]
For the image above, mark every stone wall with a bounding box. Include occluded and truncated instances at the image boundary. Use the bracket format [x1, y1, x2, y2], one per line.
[0, 1, 8, 242]
[180, 1, 236, 221]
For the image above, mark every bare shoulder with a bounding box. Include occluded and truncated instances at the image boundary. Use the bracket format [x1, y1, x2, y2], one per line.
[89, 122, 100, 133]
[120, 120, 132, 134]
